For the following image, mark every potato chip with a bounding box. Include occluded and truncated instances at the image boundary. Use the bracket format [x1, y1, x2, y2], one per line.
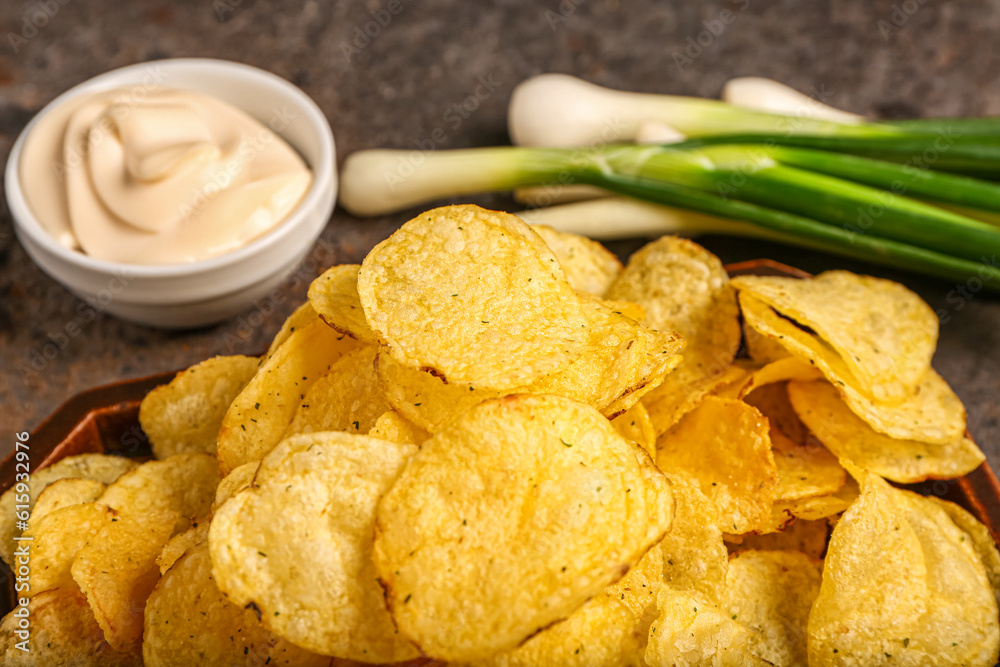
[284, 345, 391, 438]
[358, 205, 589, 388]
[929, 497, 1000, 608]
[531, 224, 622, 296]
[613, 401, 657, 460]
[720, 550, 821, 667]
[726, 519, 829, 560]
[308, 264, 378, 344]
[0, 587, 137, 666]
[656, 397, 776, 534]
[659, 473, 729, 605]
[771, 429, 846, 502]
[763, 475, 860, 534]
[217, 316, 360, 473]
[373, 394, 672, 662]
[738, 378, 812, 445]
[607, 237, 742, 438]
[732, 271, 937, 401]
[25, 502, 116, 594]
[266, 301, 319, 359]
[97, 453, 220, 526]
[478, 543, 663, 667]
[808, 472, 999, 665]
[30, 478, 105, 523]
[72, 511, 180, 653]
[645, 587, 771, 666]
[0, 454, 137, 566]
[139, 355, 260, 459]
[739, 292, 966, 444]
[643, 364, 746, 437]
[156, 522, 209, 575]
[212, 461, 259, 510]
[367, 410, 430, 445]
[787, 379, 984, 483]
[209, 432, 420, 662]
[717, 357, 823, 404]
[144, 542, 329, 667]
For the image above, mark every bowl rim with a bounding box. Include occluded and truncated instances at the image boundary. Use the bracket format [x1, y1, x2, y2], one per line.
[4, 57, 336, 278]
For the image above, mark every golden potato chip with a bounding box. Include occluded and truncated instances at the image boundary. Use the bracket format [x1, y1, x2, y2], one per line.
[478, 543, 663, 667]
[0, 587, 137, 666]
[739, 293, 966, 444]
[659, 472, 729, 605]
[358, 205, 589, 388]
[212, 461, 259, 510]
[531, 224, 622, 296]
[738, 378, 812, 445]
[771, 429, 846, 502]
[787, 379, 984, 483]
[644, 364, 746, 437]
[97, 453, 220, 526]
[645, 587, 771, 666]
[732, 271, 937, 401]
[726, 519, 829, 560]
[607, 237, 742, 438]
[72, 511, 180, 653]
[266, 301, 319, 359]
[155, 522, 209, 575]
[367, 410, 430, 445]
[217, 316, 360, 473]
[139, 355, 260, 459]
[30, 478, 105, 523]
[599, 297, 647, 323]
[763, 475, 860, 535]
[613, 401, 657, 460]
[209, 432, 420, 662]
[373, 394, 673, 662]
[656, 397, 777, 534]
[0, 454, 137, 566]
[25, 502, 115, 595]
[144, 542, 329, 667]
[718, 357, 823, 404]
[929, 497, 1000, 608]
[308, 264, 378, 344]
[808, 472, 999, 665]
[720, 550, 821, 667]
[284, 345, 391, 438]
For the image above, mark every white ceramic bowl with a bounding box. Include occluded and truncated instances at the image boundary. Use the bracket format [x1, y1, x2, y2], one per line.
[5, 58, 336, 328]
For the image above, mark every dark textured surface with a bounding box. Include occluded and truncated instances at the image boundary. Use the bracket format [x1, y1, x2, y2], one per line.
[0, 0, 998, 465]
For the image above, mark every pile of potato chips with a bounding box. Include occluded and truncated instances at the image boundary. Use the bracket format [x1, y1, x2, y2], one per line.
[1, 204, 997, 666]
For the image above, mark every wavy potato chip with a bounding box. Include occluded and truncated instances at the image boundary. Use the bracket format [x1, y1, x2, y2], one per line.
[607, 237, 742, 437]
[72, 511, 180, 653]
[97, 453, 220, 525]
[787, 379, 984, 483]
[478, 544, 663, 667]
[209, 432, 420, 662]
[720, 550, 821, 666]
[0, 454, 137, 566]
[657, 397, 777, 535]
[374, 394, 673, 662]
[808, 472, 999, 666]
[612, 401, 657, 460]
[283, 344, 391, 438]
[217, 316, 360, 473]
[929, 497, 1000, 608]
[155, 522, 209, 575]
[212, 461, 259, 510]
[531, 224, 622, 296]
[732, 271, 937, 401]
[645, 587, 771, 667]
[265, 301, 319, 359]
[144, 542, 329, 667]
[308, 264, 378, 344]
[738, 292, 966, 444]
[30, 478, 105, 523]
[140, 355, 261, 459]
[25, 502, 116, 595]
[359, 205, 589, 388]
[771, 429, 846, 502]
[0, 587, 137, 666]
[659, 473, 729, 605]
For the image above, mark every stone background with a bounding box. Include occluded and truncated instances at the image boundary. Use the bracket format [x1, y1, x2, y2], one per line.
[0, 0, 998, 465]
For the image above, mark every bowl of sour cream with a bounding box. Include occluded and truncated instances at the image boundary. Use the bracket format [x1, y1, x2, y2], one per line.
[5, 58, 336, 328]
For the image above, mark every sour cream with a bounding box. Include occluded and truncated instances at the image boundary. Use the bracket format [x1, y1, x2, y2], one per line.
[19, 86, 312, 265]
